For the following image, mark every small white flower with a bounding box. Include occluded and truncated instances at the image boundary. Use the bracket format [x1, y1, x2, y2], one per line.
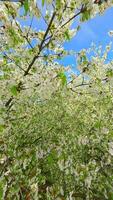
[108, 31, 113, 37]
[4, 170, 11, 176]
[31, 183, 37, 192]
[108, 142, 113, 156]
[106, 45, 111, 52]
[85, 175, 92, 188]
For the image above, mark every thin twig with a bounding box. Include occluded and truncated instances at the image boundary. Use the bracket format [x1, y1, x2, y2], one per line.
[44, 7, 84, 44]
[3, 52, 26, 72]
[27, 15, 34, 37]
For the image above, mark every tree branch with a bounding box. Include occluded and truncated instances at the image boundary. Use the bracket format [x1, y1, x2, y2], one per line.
[3, 52, 26, 72]
[43, 6, 84, 44]
[24, 11, 56, 76]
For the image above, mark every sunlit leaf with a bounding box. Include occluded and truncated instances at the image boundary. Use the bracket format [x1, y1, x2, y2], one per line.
[23, 0, 29, 16]
[58, 72, 67, 85]
[10, 85, 18, 96]
[42, 0, 45, 6]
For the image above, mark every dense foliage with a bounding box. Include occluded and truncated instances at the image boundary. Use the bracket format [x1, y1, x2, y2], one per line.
[0, 0, 113, 199]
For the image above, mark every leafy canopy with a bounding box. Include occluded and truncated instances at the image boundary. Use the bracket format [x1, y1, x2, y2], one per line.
[0, 0, 113, 199]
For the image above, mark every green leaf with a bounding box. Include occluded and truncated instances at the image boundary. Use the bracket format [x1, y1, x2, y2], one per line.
[56, 0, 61, 9]
[0, 124, 4, 133]
[42, 0, 45, 6]
[64, 30, 70, 41]
[78, 54, 88, 65]
[58, 72, 67, 86]
[94, 121, 101, 129]
[23, 0, 29, 16]
[77, 25, 81, 31]
[81, 10, 91, 22]
[106, 69, 113, 77]
[47, 155, 54, 166]
[8, 28, 19, 46]
[0, 182, 4, 199]
[10, 85, 18, 96]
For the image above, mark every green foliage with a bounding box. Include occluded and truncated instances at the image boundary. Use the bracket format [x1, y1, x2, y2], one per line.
[8, 28, 20, 46]
[64, 30, 70, 41]
[58, 72, 67, 85]
[23, 0, 29, 16]
[56, 0, 61, 9]
[106, 69, 113, 77]
[0, 0, 113, 199]
[10, 85, 18, 96]
[81, 9, 91, 22]
[42, 0, 45, 6]
[0, 124, 4, 133]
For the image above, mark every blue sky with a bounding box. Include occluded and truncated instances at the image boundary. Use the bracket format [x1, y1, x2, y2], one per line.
[61, 7, 113, 67]
[19, 6, 113, 68]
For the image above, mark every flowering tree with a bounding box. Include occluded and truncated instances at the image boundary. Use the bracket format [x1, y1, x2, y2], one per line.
[0, 0, 113, 199]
